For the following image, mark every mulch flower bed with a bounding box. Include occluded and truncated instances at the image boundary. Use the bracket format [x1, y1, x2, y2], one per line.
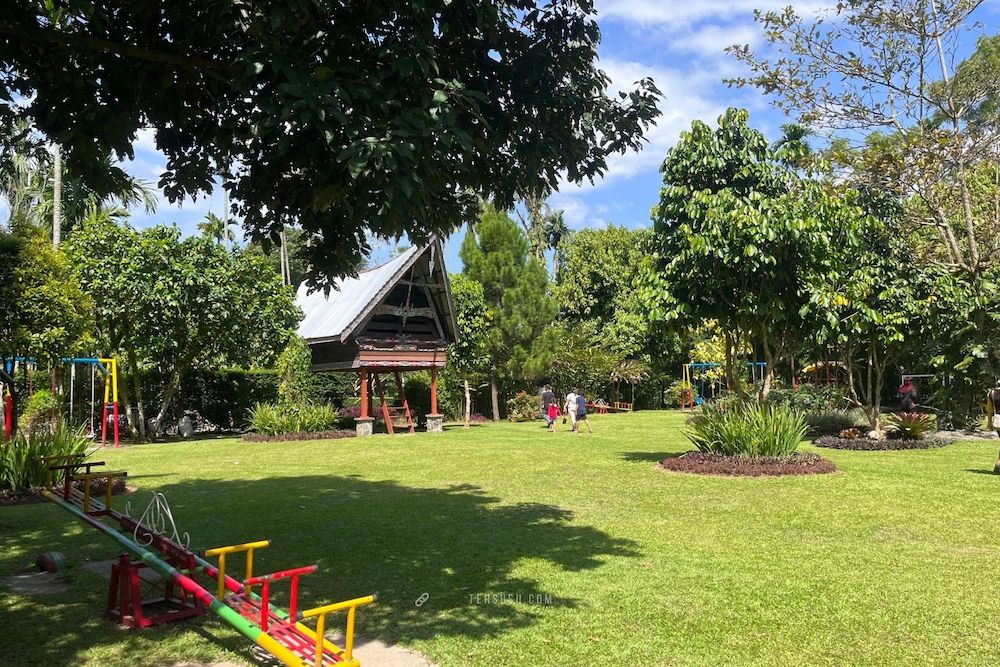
[242, 429, 355, 443]
[814, 435, 951, 451]
[658, 452, 838, 477]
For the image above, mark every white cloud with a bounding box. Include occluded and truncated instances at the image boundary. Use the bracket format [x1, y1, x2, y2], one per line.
[596, 0, 827, 28]
[548, 195, 591, 228]
[670, 23, 761, 57]
[554, 56, 723, 196]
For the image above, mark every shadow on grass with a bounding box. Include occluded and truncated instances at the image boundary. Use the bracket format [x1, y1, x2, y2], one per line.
[964, 468, 999, 476]
[7, 475, 639, 661]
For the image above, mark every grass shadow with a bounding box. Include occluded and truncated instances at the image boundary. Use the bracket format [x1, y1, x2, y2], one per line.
[8, 474, 639, 660]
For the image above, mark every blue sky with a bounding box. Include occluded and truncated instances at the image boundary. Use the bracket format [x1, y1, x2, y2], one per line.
[116, 0, 999, 272]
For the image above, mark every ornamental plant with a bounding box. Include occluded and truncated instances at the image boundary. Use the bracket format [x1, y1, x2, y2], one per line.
[685, 402, 807, 458]
[884, 412, 936, 441]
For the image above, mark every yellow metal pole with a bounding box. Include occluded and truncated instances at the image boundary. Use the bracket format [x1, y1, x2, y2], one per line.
[245, 547, 254, 595]
[111, 359, 118, 403]
[217, 553, 227, 600]
[345, 606, 356, 662]
[314, 612, 326, 666]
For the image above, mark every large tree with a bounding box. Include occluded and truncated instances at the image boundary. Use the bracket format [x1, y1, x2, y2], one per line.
[446, 273, 490, 427]
[643, 108, 862, 401]
[555, 225, 655, 358]
[66, 214, 300, 437]
[2, 1, 661, 285]
[730, 5, 1000, 418]
[461, 204, 559, 420]
[729, 1, 998, 279]
[0, 228, 93, 435]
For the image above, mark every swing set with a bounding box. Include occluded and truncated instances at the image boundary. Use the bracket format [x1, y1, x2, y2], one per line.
[679, 361, 767, 410]
[2, 356, 120, 447]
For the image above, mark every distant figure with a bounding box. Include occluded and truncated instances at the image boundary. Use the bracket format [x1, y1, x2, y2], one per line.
[572, 388, 593, 433]
[546, 401, 561, 433]
[898, 377, 918, 412]
[540, 384, 557, 430]
[565, 388, 578, 430]
[987, 381, 1000, 473]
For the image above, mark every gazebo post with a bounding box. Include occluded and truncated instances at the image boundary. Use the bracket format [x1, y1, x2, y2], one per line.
[356, 368, 374, 437]
[426, 366, 443, 433]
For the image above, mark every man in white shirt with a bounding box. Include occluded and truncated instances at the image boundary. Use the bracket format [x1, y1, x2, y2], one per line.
[565, 389, 578, 429]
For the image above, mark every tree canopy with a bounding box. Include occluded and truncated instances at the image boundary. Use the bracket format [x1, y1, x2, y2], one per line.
[461, 204, 558, 419]
[2, 0, 661, 285]
[65, 214, 301, 435]
[644, 108, 865, 400]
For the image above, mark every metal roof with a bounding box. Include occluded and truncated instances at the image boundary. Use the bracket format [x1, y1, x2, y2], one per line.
[296, 245, 421, 343]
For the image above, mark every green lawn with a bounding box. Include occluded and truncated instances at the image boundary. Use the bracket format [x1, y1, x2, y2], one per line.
[3, 411, 1000, 666]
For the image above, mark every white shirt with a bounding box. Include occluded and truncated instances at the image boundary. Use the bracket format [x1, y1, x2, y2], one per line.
[566, 392, 578, 412]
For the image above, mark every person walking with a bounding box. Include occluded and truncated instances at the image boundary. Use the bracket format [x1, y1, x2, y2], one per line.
[898, 377, 918, 412]
[987, 381, 1000, 473]
[565, 388, 578, 430]
[540, 384, 558, 431]
[572, 388, 593, 433]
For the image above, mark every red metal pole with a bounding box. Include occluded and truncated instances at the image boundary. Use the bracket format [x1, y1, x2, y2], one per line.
[289, 575, 300, 622]
[430, 367, 438, 415]
[101, 402, 109, 446]
[360, 369, 369, 420]
[260, 580, 271, 631]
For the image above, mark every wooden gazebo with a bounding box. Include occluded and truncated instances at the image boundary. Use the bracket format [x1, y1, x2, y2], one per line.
[295, 242, 457, 434]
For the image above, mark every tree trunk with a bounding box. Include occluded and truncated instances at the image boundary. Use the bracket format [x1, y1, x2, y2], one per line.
[52, 144, 62, 247]
[758, 329, 779, 403]
[490, 371, 501, 422]
[127, 348, 147, 440]
[464, 378, 471, 429]
[723, 330, 749, 402]
[154, 369, 182, 437]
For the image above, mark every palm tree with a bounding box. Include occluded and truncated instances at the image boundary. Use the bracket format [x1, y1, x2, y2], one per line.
[544, 209, 570, 280]
[1, 120, 157, 237]
[0, 119, 48, 232]
[197, 212, 237, 249]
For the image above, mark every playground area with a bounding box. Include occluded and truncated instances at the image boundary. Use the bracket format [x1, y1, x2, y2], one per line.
[4, 411, 1000, 666]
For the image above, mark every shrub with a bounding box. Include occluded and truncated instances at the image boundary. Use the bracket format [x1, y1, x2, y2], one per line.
[277, 336, 316, 407]
[1, 422, 90, 493]
[685, 402, 807, 458]
[885, 412, 936, 440]
[804, 408, 865, 434]
[506, 391, 541, 422]
[768, 383, 847, 412]
[247, 402, 339, 436]
[468, 412, 489, 423]
[338, 406, 362, 420]
[815, 434, 949, 450]
[839, 427, 861, 439]
[22, 389, 59, 433]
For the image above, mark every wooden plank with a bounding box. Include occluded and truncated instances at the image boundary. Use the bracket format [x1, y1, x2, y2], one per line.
[373, 305, 435, 318]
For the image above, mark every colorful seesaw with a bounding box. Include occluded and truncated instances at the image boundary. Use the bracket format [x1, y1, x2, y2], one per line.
[39, 454, 374, 667]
